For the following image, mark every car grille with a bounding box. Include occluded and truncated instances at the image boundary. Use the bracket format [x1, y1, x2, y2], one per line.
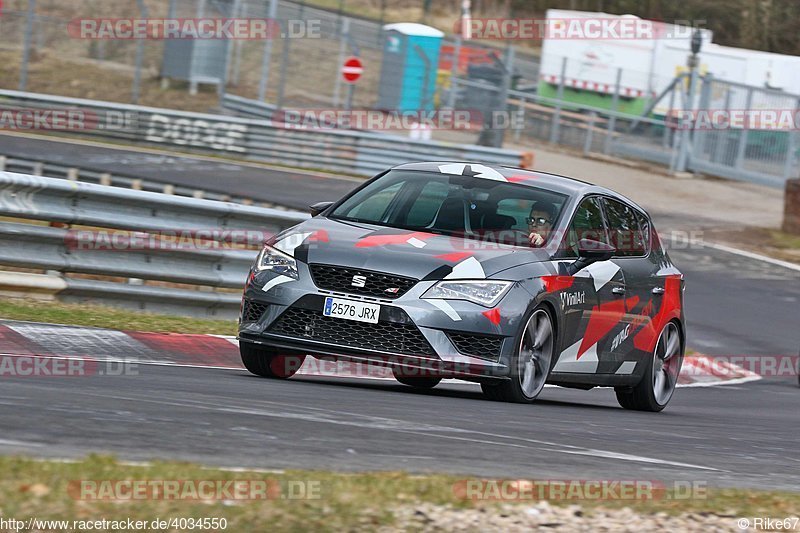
[309, 264, 417, 299]
[446, 331, 504, 361]
[269, 307, 435, 356]
[241, 299, 269, 323]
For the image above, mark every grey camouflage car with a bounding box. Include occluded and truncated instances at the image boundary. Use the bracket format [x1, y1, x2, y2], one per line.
[238, 162, 686, 411]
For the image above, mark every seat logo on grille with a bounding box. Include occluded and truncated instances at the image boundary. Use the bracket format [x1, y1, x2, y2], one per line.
[351, 275, 367, 288]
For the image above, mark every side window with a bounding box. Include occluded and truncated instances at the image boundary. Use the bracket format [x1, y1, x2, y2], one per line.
[342, 181, 404, 221]
[559, 197, 608, 258]
[404, 180, 450, 227]
[634, 210, 651, 254]
[604, 199, 646, 257]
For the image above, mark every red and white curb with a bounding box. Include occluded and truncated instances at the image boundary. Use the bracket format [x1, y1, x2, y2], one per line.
[0, 320, 760, 387]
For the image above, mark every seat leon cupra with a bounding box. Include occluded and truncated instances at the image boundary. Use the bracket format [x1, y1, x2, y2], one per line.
[238, 162, 685, 412]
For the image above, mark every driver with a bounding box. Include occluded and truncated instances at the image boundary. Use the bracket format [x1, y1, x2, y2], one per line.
[527, 201, 556, 247]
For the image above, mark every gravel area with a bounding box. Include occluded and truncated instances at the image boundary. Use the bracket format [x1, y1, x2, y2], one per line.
[382, 502, 751, 532]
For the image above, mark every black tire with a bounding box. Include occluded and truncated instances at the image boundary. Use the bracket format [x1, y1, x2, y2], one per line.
[240, 342, 305, 379]
[392, 368, 441, 388]
[616, 321, 683, 412]
[480, 305, 555, 404]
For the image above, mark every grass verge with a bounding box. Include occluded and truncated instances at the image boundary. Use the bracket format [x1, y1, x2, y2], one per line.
[1, 455, 798, 532]
[0, 298, 236, 336]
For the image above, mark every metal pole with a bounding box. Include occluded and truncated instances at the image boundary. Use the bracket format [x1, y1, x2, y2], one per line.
[19, 0, 36, 92]
[257, 0, 279, 101]
[495, 44, 514, 148]
[447, 36, 462, 109]
[675, 50, 700, 172]
[548, 56, 567, 144]
[782, 97, 800, 179]
[132, 0, 147, 104]
[332, 18, 350, 108]
[584, 112, 597, 156]
[276, 31, 291, 110]
[346, 84, 355, 111]
[603, 67, 622, 155]
[232, 1, 246, 85]
[733, 88, 753, 171]
[663, 82, 678, 149]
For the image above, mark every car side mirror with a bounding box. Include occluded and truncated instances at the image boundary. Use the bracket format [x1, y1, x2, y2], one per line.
[564, 239, 616, 275]
[578, 238, 615, 261]
[309, 201, 334, 217]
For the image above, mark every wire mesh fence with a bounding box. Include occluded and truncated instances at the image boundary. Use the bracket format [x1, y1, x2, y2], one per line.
[1, 0, 798, 187]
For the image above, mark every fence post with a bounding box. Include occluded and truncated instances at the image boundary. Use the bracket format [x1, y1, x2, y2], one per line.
[733, 88, 754, 171]
[782, 98, 800, 180]
[603, 67, 622, 155]
[332, 17, 350, 108]
[19, 0, 36, 92]
[584, 112, 597, 156]
[257, 0, 279, 101]
[548, 57, 567, 144]
[276, 29, 291, 109]
[132, 0, 148, 104]
[447, 35, 462, 109]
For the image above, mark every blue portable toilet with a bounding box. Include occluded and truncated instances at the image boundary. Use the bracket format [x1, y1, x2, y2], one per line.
[377, 23, 444, 112]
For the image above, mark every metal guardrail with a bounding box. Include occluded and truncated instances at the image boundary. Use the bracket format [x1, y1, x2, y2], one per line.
[0, 154, 283, 207]
[0, 171, 309, 319]
[0, 90, 528, 176]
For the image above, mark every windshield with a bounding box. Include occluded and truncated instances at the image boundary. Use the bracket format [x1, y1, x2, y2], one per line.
[330, 170, 568, 246]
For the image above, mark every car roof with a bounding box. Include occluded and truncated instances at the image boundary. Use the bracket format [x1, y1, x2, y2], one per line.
[391, 161, 650, 217]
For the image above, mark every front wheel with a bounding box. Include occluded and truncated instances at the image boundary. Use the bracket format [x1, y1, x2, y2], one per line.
[481, 307, 554, 403]
[240, 342, 306, 379]
[616, 321, 683, 412]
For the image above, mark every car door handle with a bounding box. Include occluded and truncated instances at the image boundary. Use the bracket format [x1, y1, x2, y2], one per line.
[612, 286, 626, 295]
[652, 287, 665, 295]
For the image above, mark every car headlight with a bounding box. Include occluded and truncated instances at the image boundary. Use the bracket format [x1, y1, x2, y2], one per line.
[255, 244, 298, 279]
[422, 280, 512, 307]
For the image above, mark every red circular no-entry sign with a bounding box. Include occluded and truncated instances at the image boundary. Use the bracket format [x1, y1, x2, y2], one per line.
[341, 56, 364, 84]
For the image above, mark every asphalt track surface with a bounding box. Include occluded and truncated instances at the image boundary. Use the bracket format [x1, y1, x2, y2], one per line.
[0, 134, 360, 210]
[1, 134, 799, 491]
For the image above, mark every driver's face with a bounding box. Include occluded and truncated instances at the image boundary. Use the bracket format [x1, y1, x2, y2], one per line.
[528, 210, 553, 233]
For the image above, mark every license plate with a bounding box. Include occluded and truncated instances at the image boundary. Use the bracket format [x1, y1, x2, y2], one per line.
[323, 297, 380, 324]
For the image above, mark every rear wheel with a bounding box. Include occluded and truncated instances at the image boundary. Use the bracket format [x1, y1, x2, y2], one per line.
[616, 321, 682, 412]
[240, 342, 306, 379]
[481, 307, 554, 403]
[392, 368, 441, 389]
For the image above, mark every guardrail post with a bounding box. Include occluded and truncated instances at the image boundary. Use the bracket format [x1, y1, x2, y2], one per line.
[548, 57, 567, 144]
[99, 173, 112, 186]
[66, 168, 79, 181]
[193, 190, 205, 199]
[163, 184, 175, 195]
[32, 162, 44, 176]
[0, 156, 6, 171]
[131, 179, 142, 191]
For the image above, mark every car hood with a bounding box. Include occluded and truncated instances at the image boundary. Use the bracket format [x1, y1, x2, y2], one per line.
[271, 218, 551, 280]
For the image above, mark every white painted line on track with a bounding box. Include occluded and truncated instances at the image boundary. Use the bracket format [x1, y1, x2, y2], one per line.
[693, 239, 800, 272]
[68, 389, 721, 472]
